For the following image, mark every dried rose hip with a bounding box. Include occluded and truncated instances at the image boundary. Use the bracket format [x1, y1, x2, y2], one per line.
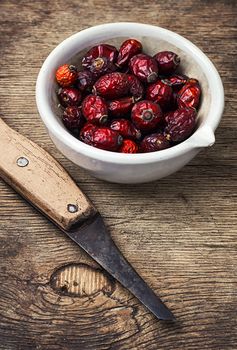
[63, 106, 84, 131]
[76, 70, 94, 92]
[177, 79, 201, 109]
[129, 54, 158, 83]
[154, 51, 180, 75]
[162, 74, 188, 91]
[116, 39, 142, 67]
[165, 107, 197, 142]
[146, 80, 173, 110]
[131, 100, 163, 133]
[119, 139, 139, 153]
[80, 125, 123, 151]
[82, 94, 108, 125]
[108, 97, 135, 118]
[58, 87, 81, 107]
[56, 64, 77, 87]
[127, 74, 144, 100]
[140, 133, 170, 152]
[82, 44, 118, 78]
[110, 119, 141, 140]
[93, 72, 129, 99]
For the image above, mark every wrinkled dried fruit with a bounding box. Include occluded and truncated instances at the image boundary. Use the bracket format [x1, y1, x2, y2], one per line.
[131, 100, 163, 132]
[129, 54, 158, 83]
[165, 107, 197, 142]
[177, 79, 201, 109]
[93, 72, 129, 99]
[82, 94, 108, 125]
[107, 97, 135, 118]
[110, 118, 141, 140]
[116, 39, 142, 67]
[140, 133, 170, 152]
[63, 106, 84, 131]
[127, 74, 144, 100]
[58, 87, 81, 107]
[119, 139, 139, 153]
[162, 74, 188, 91]
[56, 64, 77, 87]
[154, 51, 180, 75]
[82, 44, 118, 78]
[76, 70, 95, 92]
[146, 80, 173, 110]
[80, 125, 123, 151]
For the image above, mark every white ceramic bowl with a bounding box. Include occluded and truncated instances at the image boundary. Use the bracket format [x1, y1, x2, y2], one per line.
[36, 23, 224, 184]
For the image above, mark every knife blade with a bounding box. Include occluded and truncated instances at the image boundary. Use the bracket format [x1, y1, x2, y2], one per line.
[0, 117, 175, 321]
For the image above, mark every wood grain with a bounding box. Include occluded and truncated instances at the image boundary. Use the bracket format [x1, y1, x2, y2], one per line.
[0, 118, 96, 230]
[0, 0, 236, 349]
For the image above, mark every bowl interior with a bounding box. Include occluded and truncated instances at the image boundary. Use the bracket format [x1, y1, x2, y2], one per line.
[51, 35, 211, 134]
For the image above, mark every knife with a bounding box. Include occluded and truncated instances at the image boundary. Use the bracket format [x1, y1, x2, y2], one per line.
[0, 117, 175, 321]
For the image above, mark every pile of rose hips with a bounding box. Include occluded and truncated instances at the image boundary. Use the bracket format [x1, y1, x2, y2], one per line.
[55, 39, 201, 153]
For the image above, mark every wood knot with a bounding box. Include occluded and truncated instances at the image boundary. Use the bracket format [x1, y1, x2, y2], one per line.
[50, 263, 115, 297]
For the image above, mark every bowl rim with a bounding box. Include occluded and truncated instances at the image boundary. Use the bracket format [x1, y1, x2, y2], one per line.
[36, 22, 224, 165]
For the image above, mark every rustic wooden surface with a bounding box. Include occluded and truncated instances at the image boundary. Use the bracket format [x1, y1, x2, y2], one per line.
[0, 0, 236, 349]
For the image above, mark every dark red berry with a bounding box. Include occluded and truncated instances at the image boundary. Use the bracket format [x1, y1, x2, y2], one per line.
[80, 125, 123, 151]
[93, 72, 129, 99]
[129, 54, 158, 83]
[162, 74, 188, 91]
[131, 100, 163, 132]
[154, 51, 180, 75]
[116, 39, 142, 67]
[63, 106, 84, 131]
[58, 87, 81, 107]
[108, 97, 135, 118]
[82, 44, 118, 78]
[146, 80, 173, 110]
[110, 118, 141, 140]
[56, 64, 77, 87]
[127, 74, 144, 100]
[165, 107, 197, 142]
[140, 133, 170, 152]
[76, 70, 94, 92]
[119, 139, 138, 153]
[79, 123, 97, 144]
[82, 94, 108, 125]
[177, 79, 201, 109]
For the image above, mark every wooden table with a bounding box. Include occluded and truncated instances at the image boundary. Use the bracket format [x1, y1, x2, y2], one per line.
[0, 1, 236, 349]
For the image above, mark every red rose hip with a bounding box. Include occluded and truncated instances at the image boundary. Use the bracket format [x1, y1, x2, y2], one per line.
[63, 106, 84, 131]
[56, 64, 77, 87]
[129, 54, 158, 83]
[93, 72, 129, 99]
[119, 139, 139, 153]
[162, 74, 188, 91]
[154, 51, 180, 75]
[110, 119, 141, 140]
[127, 74, 144, 100]
[58, 87, 81, 107]
[131, 100, 163, 132]
[76, 70, 94, 92]
[116, 39, 142, 67]
[82, 94, 108, 125]
[140, 133, 170, 152]
[82, 44, 118, 78]
[165, 107, 197, 142]
[177, 79, 201, 109]
[80, 125, 123, 151]
[79, 123, 97, 144]
[108, 97, 135, 118]
[146, 80, 173, 110]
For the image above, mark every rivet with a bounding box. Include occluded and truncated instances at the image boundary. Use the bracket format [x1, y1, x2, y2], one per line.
[67, 204, 78, 213]
[17, 157, 29, 167]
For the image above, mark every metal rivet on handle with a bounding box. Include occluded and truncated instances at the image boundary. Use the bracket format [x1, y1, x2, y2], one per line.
[67, 204, 78, 213]
[17, 157, 29, 167]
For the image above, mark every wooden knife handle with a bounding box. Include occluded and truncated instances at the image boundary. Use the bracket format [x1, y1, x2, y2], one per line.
[0, 118, 97, 230]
